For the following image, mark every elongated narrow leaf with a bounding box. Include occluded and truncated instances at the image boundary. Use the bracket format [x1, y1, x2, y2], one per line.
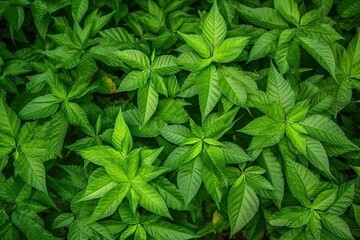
[327, 181, 355, 215]
[0, 93, 20, 138]
[19, 94, 62, 120]
[112, 108, 133, 157]
[144, 220, 197, 240]
[160, 125, 193, 145]
[213, 37, 250, 63]
[52, 213, 75, 229]
[91, 183, 130, 221]
[79, 168, 117, 202]
[296, 115, 356, 147]
[274, 0, 300, 25]
[14, 152, 47, 193]
[218, 66, 247, 105]
[196, 65, 221, 119]
[267, 63, 295, 113]
[177, 157, 203, 207]
[320, 213, 354, 240]
[177, 33, 211, 58]
[138, 82, 159, 125]
[152, 55, 180, 75]
[269, 206, 311, 228]
[132, 178, 171, 218]
[298, 37, 337, 81]
[240, 115, 285, 136]
[115, 49, 150, 70]
[249, 30, 281, 62]
[228, 176, 259, 237]
[72, 0, 88, 22]
[202, 2, 227, 48]
[118, 70, 149, 92]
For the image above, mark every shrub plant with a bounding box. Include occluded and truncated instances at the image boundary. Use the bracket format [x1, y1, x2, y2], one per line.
[1, 0, 360, 239]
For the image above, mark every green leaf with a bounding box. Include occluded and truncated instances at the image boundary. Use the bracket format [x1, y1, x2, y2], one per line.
[320, 213, 354, 240]
[311, 189, 337, 211]
[213, 37, 250, 63]
[72, 0, 88, 22]
[0, 93, 20, 138]
[78, 146, 128, 182]
[177, 157, 203, 207]
[152, 55, 180, 75]
[249, 30, 281, 62]
[115, 50, 150, 70]
[337, 0, 360, 18]
[306, 211, 322, 240]
[14, 152, 47, 193]
[286, 124, 333, 178]
[61, 101, 94, 136]
[112, 108, 133, 157]
[132, 178, 171, 218]
[79, 168, 117, 202]
[274, 0, 300, 25]
[218, 66, 247, 105]
[19, 94, 62, 120]
[177, 33, 211, 58]
[228, 176, 259, 237]
[11, 210, 59, 240]
[160, 125, 193, 145]
[222, 142, 253, 164]
[91, 183, 130, 221]
[138, 82, 159, 125]
[52, 213, 75, 229]
[267, 63, 295, 113]
[269, 206, 311, 228]
[196, 65, 222, 120]
[258, 149, 284, 208]
[327, 181, 355, 215]
[177, 50, 212, 72]
[298, 37, 337, 81]
[202, 2, 227, 48]
[240, 115, 285, 136]
[118, 70, 149, 92]
[295, 115, 356, 147]
[144, 220, 197, 240]
[238, 4, 289, 29]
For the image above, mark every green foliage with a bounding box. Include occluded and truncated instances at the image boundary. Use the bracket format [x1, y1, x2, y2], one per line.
[0, 0, 360, 239]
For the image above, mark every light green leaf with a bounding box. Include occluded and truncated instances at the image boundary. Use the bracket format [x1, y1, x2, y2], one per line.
[177, 33, 211, 58]
[311, 189, 337, 211]
[177, 157, 203, 207]
[152, 55, 180, 75]
[19, 94, 62, 120]
[196, 65, 221, 120]
[177, 50, 212, 72]
[132, 178, 171, 218]
[160, 125, 193, 145]
[71, 0, 88, 22]
[52, 213, 75, 229]
[78, 146, 128, 182]
[61, 101, 94, 136]
[269, 206, 311, 228]
[222, 142, 253, 164]
[91, 183, 130, 221]
[295, 115, 356, 147]
[258, 149, 284, 208]
[138, 82, 159, 125]
[327, 181, 355, 215]
[213, 37, 250, 63]
[267, 63, 295, 113]
[218, 66, 247, 105]
[240, 115, 285, 136]
[112, 108, 133, 157]
[79, 168, 117, 202]
[228, 176, 259, 237]
[202, 2, 227, 48]
[115, 49, 150, 70]
[238, 4, 289, 29]
[298, 37, 337, 81]
[118, 70, 149, 92]
[306, 211, 322, 240]
[320, 213, 354, 240]
[248, 132, 284, 150]
[249, 30, 281, 62]
[144, 220, 197, 240]
[14, 152, 46, 193]
[274, 0, 300, 25]
[0, 93, 20, 138]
